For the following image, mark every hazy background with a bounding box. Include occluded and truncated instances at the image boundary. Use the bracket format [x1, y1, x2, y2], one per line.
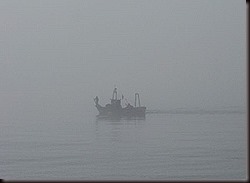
[0, 0, 246, 120]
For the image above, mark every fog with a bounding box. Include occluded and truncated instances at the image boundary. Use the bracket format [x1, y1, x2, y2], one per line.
[0, 0, 246, 120]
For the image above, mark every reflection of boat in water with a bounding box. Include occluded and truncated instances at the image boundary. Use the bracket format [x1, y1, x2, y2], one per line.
[94, 87, 146, 119]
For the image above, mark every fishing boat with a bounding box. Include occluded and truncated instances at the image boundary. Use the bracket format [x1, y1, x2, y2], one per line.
[94, 87, 146, 118]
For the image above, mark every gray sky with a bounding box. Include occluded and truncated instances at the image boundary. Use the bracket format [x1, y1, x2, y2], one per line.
[0, 0, 246, 119]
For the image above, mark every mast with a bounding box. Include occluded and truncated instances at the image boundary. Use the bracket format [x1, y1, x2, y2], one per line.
[135, 93, 141, 107]
[112, 87, 117, 100]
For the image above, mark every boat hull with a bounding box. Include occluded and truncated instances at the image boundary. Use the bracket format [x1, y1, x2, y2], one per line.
[95, 104, 146, 118]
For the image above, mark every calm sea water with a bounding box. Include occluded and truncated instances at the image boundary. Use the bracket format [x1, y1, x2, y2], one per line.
[1, 107, 247, 180]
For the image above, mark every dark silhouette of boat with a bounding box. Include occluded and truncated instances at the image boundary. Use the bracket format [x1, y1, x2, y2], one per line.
[94, 87, 146, 119]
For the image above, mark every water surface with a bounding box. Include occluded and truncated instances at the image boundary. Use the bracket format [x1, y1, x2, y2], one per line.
[0, 107, 247, 180]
